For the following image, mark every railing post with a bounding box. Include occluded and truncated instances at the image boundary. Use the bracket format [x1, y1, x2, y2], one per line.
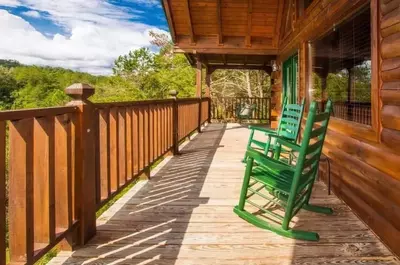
[197, 97, 202, 133]
[208, 97, 212, 123]
[170, 90, 180, 155]
[65, 83, 97, 245]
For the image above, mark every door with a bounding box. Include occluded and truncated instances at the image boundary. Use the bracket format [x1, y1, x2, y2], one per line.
[283, 54, 298, 104]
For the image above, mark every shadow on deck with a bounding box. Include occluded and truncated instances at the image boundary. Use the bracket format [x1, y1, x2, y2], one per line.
[50, 124, 398, 265]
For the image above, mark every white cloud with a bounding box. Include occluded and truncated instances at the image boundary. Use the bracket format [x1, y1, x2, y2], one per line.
[130, 0, 161, 7]
[0, 1, 168, 75]
[0, 0, 19, 7]
[21, 10, 40, 18]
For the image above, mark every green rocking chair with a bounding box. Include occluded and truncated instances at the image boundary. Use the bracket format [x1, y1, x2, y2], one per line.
[242, 97, 305, 163]
[234, 100, 333, 241]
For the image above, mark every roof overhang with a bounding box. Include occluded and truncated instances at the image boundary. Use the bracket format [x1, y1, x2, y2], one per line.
[162, 0, 283, 67]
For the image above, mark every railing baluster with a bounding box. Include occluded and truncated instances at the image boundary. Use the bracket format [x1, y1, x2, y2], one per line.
[33, 117, 51, 248]
[126, 108, 133, 180]
[139, 107, 144, 171]
[54, 115, 73, 249]
[149, 106, 154, 164]
[118, 108, 126, 187]
[144, 106, 149, 168]
[132, 108, 139, 175]
[9, 118, 34, 263]
[98, 109, 109, 200]
[109, 108, 118, 192]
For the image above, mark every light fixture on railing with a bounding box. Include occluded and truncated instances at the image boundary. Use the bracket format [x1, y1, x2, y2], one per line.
[271, 60, 279, 72]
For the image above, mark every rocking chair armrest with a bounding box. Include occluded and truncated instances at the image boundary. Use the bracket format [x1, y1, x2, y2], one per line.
[245, 149, 295, 172]
[268, 135, 301, 152]
[248, 126, 277, 135]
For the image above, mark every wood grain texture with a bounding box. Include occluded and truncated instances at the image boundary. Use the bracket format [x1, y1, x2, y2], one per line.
[48, 124, 398, 265]
[9, 118, 34, 263]
[0, 121, 5, 265]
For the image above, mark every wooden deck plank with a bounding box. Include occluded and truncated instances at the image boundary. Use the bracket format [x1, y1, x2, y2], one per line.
[49, 256, 400, 265]
[49, 123, 399, 265]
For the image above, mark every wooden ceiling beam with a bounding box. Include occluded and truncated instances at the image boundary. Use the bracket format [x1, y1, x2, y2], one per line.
[184, 0, 195, 44]
[161, 0, 176, 42]
[217, 0, 223, 45]
[275, 0, 285, 47]
[174, 47, 279, 55]
[209, 65, 273, 72]
[246, 0, 253, 47]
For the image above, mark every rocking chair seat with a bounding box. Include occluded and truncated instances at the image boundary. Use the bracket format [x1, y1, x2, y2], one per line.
[252, 165, 294, 194]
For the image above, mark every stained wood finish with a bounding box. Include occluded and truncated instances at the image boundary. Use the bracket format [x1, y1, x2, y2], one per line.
[94, 99, 195, 209]
[2, 107, 80, 264]
[0, 122, 5, 265]
[166, 0, 280, 55]
[277, 0, 400, 257]
[48, 124, 398, 265]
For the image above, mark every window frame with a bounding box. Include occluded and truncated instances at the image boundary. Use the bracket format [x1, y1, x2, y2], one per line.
[305, 0, 380, 143]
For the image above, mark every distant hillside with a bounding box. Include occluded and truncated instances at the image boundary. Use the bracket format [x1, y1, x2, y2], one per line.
[0, 59, 21, 68]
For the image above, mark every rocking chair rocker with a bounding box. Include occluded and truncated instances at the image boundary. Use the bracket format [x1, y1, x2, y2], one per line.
[234, 100, 333, 241]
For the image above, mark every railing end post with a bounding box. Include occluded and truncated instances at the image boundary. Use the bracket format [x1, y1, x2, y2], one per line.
[65, 83, 97, 246]
[65, 83, 95, 106]
[169, 90, 179, 99]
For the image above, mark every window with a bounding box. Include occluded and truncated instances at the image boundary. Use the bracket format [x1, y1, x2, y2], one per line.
[310, 7, 371, 125]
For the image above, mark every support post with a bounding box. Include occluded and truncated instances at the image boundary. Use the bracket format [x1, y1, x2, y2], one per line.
[170, 90, 180, 155]
[198, 98, 202, 133]
[205, 67, 211, 98]
[208, 97, 212, 123]
[65, 83, 97, 245]
[196, 58, 202, 98]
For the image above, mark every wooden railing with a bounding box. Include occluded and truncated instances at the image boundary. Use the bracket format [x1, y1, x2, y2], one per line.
[332, 102, 371, 126]
[211, 97, 271, 123]
[0, 84, 211, 265]
[0, 107, 80, 264]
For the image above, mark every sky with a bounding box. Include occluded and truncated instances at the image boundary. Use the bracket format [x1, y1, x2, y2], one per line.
[0, 0, 169, 75]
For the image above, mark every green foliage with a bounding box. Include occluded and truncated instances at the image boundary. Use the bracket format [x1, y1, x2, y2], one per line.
[312, 61, 371, 103]
[0, 59, 21, 68]
[0, 67, 18, 110]
[113, 46, 196, 99]
[0, 64, 145, 109]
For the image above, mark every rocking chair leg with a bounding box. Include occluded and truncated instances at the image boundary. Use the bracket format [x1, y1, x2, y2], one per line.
[302, 183, 333, 215]
[242, 130, 255, 163]
[303, 204, 333, 215]
[237, 157, 253, 210]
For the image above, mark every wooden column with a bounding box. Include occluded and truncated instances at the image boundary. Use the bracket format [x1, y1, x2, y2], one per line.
[205, 67, 211, 98]
[169, 90, 180, 155]
[196, 59, 202, 98]
[65, 83, 97, 245]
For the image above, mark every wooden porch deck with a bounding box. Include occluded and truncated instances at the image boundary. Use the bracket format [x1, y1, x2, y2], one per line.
[50, 123, 398, 265]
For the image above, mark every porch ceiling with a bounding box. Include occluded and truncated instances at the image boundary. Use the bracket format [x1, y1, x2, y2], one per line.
[186, 53, 276, 71]
[162, 0, 283, 66]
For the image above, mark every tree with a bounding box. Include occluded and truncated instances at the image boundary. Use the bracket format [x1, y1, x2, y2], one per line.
[113, 48, 156, 78]
[0, 67, 18, 109]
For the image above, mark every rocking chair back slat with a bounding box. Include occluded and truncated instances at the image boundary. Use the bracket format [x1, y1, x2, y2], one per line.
[243, 97, 305, 162]
[283, 100, 333, 228]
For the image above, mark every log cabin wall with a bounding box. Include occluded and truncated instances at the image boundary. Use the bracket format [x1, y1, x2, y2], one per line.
[277, 0, 400, 257]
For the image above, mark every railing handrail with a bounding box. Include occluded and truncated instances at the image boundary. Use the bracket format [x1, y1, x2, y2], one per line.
[94, 97, 211, 109]
[0, 106, 79, 121]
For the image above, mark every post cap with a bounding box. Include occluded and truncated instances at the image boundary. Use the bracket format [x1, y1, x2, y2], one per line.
[65, 83, 95, 101]
[169, 90, 179, 98]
